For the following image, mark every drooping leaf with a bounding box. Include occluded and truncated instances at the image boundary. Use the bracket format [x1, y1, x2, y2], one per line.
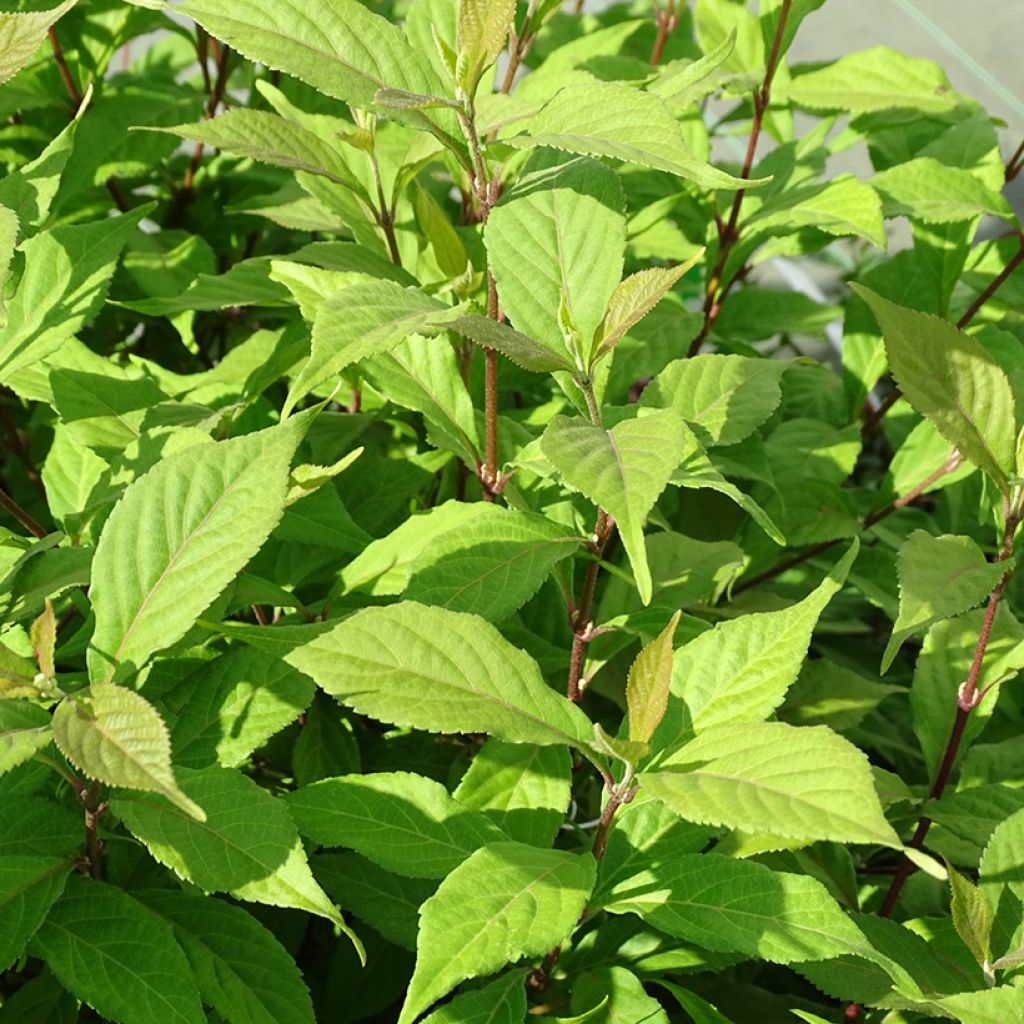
[110, 765, 353, 939]
[137, 890, 316, 1024]
[853, 285, 1016, 490]
[541, 409, 690, 604]
[0, 856, 71, 972]
[286, 771, 508, 879]
[654, 542, 858, 748]
[52, 684, 204, 820]
[398, 842, 595, 1024]
[642, 721, 902, 848]
[283, 601, 595, 749]
[883, 531, 1007, 673]
[503, 81, 769, 191]
[0, 1, 77, 85]
[31, 877, 205, 1024]
[88, 413, 312, 682]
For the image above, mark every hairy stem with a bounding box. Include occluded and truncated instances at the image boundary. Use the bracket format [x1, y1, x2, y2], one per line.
[688, 0, 793, 357]
[650, 0, 679, 66]
[0, 485, 47, 539]
[877, 507, 1021, 918]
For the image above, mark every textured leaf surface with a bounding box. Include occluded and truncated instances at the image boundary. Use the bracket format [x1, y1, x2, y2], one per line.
[642, 721, 901, 848]
[283, 601, 594, 749]
[641, 354, 786, 446]
[89, 416, 308, 682]
[505, 82, 766, 191]
[31, 877, 205, 1024]
[419, 969, 527, 1024]
[884, 531, 1006, 672]
[110, 766, 346, 931]
[0, 208, 146, 383]
[0, 1, 77, 85]
[485, 155, 625, 364]
[453, 740, 571, 848]
[854, 286, 1016, 489]
[0, 702, 51, 775]
[542, 409, 690, 604]
[627, 611, 680, 744]
[0, 856, 71, 972]
[53, 685, 203, 820]
[137, 890, 316, 1024]
[443, 313, 575, 372]
[455, 0, 515, 91]
[399, 843, 595, 1024]
[286, 771, 508, 879]
[655, 543, 857, 748]
[873, 157, 1013, 224]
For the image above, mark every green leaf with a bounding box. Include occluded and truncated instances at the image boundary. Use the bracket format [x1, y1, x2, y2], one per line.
[178, 0, 456, 138]
[443, 313, 576, 372]
[419, 969, 527, 1024]
[88, 414, 311, 682]
[627, 611, 680, 744]
[940, 986, 1024, 1024]
[110, 765, 352, 937]
[31, 877, 205, 1024]
[0, 1, 77, 85]
[0, 205, 16, 329]
[0, 207, 148, 384]
[657, 981, 736, 1024]
[593, 255, 702, 364]
[149, 110, 368, 196]
[453, 739, 571, 848]
[602, 852, 883, 966]
[485, 155, 626, 366]
[0, 702, 51, 776]
[398, 842, 595, 1024]
[286, 281, 457, 414]
[873, 157, 1014, 224]
[503, 81, 769, 191]
[642, 721, 902, 848]
[0, 856, 71, 972]
[286, 771, 508, 879]
[53, 684, 204, 820]
[283, 601, 595, 750]
[786, 46, 958, 114]
[403, 505, 582, 621]
[946, 861, 992, 971]
[654, 542, 857, 748]
[136, 890, 316, 1024]
[542, 410, 689, 604]
[0, 642, 40, 699]
[640, 354, 786, 446]
[883, 531, 1007, 673]
[455, 0, 515, 93]
[853, 285, 1016, 490]
[570, 966, 669, 1023]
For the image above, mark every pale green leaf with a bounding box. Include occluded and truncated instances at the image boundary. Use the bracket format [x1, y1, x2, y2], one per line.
[940, 986, 1024, 1024]
[627, 611, 680, 744]
[0, 856, 71, 972]
[485, 155, 626, 366]
[853, 285, 1016, 490]
[286, 281, 458, 414]
[0, 206, 16, 329]
[31, 877, 205, 1024]
[570, 966, 669, 1023]
[89, 415, 311, 683]
[52, 684, 204, 820]
[398, 842, 595, 1024]
[655, 542, 857, 748]
[642, 721, 902, 848]
[453, 739, 571, 848]
[979, 804, 1024, 908]
[657, 981, 736, 1024]
[137, 890, 316, 1024]
[883, 531, 1007, 673]
[444, 313, 576, 372]
[873, 157, 1014, 225]
[0, 1, 77, 85]
[786, 46, 958, 114]
[641, 354, 786, 446]
[286, 771, 508, 878]
[649, 31, 738, 110]
[110, 765, 351, 936]
[541, 409, 690, 604]
[0, 702, 50, 775]
[178, 0, 456, 139]
[503, 81, 768, 191]
[456, 0, 515, 92]
[0, 642, 40, 700]
[593, 255, 703, 363]
[283, 601, 595, 750]
[0, 207, 148, 383]
[947, 861, 992, 970]
[602, 852, 884, 966]
[419, 969, 527, 1024]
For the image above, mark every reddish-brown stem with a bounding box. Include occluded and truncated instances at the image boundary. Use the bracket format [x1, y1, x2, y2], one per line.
[863, 233, 1024, 434]
[650, 1, 679, 66]
[567, 510, 613, 702]
[0, 485, 47, 539]
[688, 0, 793, 357]
[0, 402, 45, 496]
[48, 26, 82, 107]
[1005, 137, 1024, 182]
[82, 781, 105, 879]
[734, 449, 962, 595]
[877, 509, 1020, 919]
[181, 41, 231, 195]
